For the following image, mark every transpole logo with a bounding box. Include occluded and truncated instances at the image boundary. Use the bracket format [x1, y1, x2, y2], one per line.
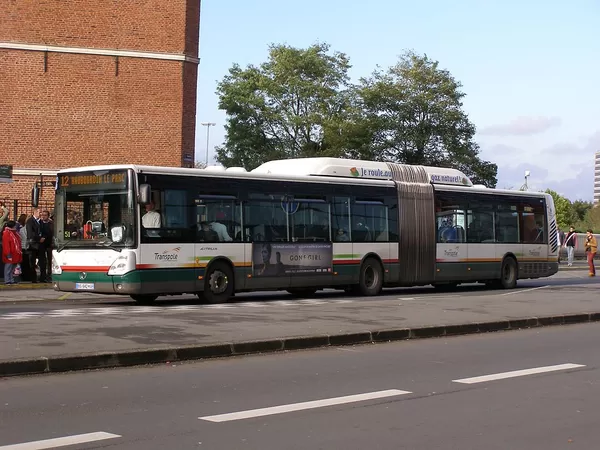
[444, 246, 460, 257]
[154, 247, 181, 261]
[528, 246, 542, 257]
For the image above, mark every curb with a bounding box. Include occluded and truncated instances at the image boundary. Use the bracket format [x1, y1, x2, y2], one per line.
[0, 283, 53, 291]
[2, 312, 600, 378]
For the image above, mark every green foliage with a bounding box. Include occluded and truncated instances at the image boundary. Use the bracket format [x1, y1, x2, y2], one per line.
[215, 43, 353, 169]
[216, 44, 497, 187]
[355, 51, 496, 186]
[572, 200, 593, 222]
[545, 189, 577, 230]
[544, 189, 595, 231]
[575, 205, 600, 232]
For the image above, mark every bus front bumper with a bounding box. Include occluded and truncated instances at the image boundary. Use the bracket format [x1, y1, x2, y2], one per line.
[53, 271, 142, 295]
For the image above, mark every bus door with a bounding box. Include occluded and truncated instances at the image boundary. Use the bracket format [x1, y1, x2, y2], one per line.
[351, 199, 391, 284]
[193, 196, 245, 292]
[288, 199, 333, 289]
[435, 208, 468, 282]
[243, 199, 291, 291]
[466, 208, 497, 280]
[521, 201, 546, 268]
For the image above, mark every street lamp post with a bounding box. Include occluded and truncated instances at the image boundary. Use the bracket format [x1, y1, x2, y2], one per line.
[200, 122, 216, 166]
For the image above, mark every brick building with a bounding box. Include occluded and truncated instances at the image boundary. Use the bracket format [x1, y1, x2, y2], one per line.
[0, 0, 200, 214]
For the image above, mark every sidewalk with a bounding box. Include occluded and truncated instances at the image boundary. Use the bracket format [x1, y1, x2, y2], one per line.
[1, 271, 599, 377]
[0, 281, 53, 291]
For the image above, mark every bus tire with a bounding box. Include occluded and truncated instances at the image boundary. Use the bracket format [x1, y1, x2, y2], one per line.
[130, 294, 158, 305]
[287, 288, 317, 298]
[358, 257, 383, 296]
[203, 261, 234, 304]
[500, 257, 518, 289]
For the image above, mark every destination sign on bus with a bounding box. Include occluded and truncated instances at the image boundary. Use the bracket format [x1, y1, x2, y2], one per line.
[58, 171, 127, 191]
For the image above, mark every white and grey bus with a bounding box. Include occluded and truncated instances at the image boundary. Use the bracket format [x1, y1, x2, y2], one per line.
[51, 157, 559, 304]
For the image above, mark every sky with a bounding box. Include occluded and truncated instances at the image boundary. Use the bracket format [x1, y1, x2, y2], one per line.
[194, 0, 600, 201]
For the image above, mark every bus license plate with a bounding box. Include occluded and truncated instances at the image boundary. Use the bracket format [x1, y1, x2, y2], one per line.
[75, 283, 95, 290]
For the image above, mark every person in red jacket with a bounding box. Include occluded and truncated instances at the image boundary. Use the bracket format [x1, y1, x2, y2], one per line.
[2, 220, 23, 285]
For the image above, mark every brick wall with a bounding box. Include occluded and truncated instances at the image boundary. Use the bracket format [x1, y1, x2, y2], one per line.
[0, 0, 195, 54]
[0, 0, 200, 204]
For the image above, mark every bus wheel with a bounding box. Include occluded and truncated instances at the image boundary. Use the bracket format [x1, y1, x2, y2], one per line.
[203, 262, 234, 304]
[500, 257, 518, 289]
[130, 295, 158, 305]
[287, 288, 317, 298]
[358, 257, 383, 296]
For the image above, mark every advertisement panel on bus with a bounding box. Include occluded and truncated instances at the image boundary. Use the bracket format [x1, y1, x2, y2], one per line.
[252, 242, 333, 277]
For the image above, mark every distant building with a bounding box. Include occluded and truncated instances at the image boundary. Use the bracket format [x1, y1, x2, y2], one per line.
[0, 0, 200, 212]
[595, 152, 600, 204]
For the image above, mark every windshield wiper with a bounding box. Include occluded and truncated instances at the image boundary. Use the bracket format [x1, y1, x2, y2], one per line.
[57, 239, 78, 252]
[95, 239, 123, 251]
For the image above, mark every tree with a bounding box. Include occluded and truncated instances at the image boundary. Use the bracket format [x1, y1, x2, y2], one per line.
[355, 51, 497, 187]
[545, 189, 577, 230]
[572, 200, 593, 222]
[215, 45, 496, 187]
[215, 43, 353, 169]
[577, 205, 600, 232]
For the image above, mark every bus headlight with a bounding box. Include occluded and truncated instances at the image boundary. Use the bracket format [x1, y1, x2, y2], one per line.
[51, 255, 62, 275]
[107, 252, 136, 276]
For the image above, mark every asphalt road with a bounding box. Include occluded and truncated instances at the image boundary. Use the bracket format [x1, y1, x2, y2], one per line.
[0, 270, 599, 363]
[1, 322, 598, 449]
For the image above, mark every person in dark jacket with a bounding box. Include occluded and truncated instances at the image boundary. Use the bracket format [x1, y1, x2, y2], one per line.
[563, 226, 577, 267]
[38, 210, 53, 283]
[25, 208, 42, 283]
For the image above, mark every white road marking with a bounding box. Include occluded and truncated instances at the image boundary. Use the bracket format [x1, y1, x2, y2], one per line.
[0, 431, 121, 449]
[1, 312, 42, 320]
[397, 297, 416, 301]
[0, 298, 357, 320]
[46, 309, 86, 317]
[199, 389, 411, 422]
[498, 285, 548, 296]
[235, 302, 267, 308]
[129, 306, 163, 313]
[297, 299, 326, 305]
[453, 363, 586, 384]
[270, 300, 297, 306]
[87, 307, 126, 315]
[169, 305, 200, 311]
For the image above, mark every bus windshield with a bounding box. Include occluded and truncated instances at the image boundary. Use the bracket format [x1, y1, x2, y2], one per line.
[54, 169, 137, 250]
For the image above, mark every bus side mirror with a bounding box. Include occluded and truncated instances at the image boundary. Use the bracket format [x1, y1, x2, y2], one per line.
[31, 184, 40, 207]
[139, 184, 151, 205]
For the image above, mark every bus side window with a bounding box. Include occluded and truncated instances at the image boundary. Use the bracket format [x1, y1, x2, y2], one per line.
[353, 200, 388, 242]
[333, 197, 351, 242]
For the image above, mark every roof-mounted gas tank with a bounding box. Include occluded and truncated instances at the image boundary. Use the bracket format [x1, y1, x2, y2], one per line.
[252, 157, 472, 187]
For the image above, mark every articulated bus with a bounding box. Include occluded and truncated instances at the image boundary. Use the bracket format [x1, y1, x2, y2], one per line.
[51, 158, 559, 304]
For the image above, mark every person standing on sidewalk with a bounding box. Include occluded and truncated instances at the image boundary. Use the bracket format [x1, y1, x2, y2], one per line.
[585, 229, 597, 277]
[2, 220, 23, 285]
[25, 209, 42, 283]
[563, 226, 577, 267]
[0, 202, 9, 231]
[38, 210, 54, 283]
